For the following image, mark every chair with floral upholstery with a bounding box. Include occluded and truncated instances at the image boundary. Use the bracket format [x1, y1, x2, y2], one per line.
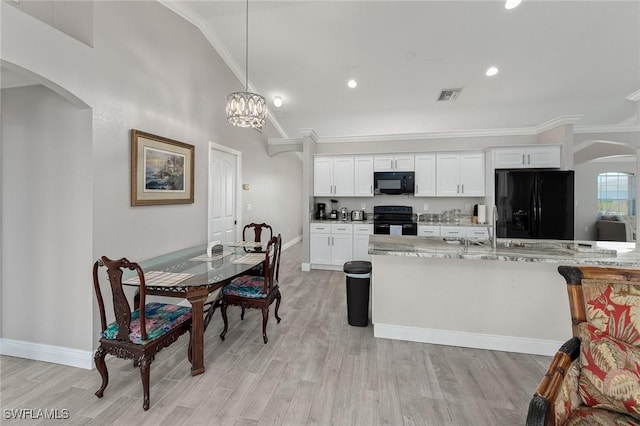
[92, 256, 192, 410]
[526, 265, 640, 425]
[219, 234, 282, 344]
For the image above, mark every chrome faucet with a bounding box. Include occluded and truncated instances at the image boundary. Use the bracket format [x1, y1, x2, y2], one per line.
[490, 205, 498, 249]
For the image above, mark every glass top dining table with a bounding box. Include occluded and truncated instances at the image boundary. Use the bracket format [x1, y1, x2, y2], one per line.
[123, 242, 265, 376]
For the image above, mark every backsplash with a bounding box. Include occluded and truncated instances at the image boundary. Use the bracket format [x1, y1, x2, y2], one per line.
[314, 195, 485, 217]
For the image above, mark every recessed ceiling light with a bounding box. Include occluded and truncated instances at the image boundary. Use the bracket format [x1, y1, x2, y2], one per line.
[486, 66, 499, 77]
[505, 0, 521, 10]
[347, 79, 358, 89]
[273, 96, 283, 107]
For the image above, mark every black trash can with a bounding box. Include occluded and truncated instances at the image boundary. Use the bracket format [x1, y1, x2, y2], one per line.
[343, 260, 372, 327]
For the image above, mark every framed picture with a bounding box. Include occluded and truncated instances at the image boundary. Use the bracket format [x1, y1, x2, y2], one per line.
[130, 129, 194, 206]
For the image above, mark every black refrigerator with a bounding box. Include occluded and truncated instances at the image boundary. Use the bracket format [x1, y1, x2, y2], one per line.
[495, 169, 574, 240]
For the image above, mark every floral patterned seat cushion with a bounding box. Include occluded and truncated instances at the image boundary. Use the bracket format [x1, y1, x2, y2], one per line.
[566, 406, 640, 425]
[102, 302, 192, 345]
[582, 280, 640, 345]
[577, 322, 640, 420]
[223, 275, 267, 299]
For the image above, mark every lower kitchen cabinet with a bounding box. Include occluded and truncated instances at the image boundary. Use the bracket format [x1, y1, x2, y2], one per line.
[310, 223, 353, 266]
[353, 224, 374, 261]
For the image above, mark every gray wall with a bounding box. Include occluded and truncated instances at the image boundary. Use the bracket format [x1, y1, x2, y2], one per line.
[1, 1, 302, 357]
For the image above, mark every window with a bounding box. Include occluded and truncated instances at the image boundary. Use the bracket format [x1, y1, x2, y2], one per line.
[597, 172, 636, 217]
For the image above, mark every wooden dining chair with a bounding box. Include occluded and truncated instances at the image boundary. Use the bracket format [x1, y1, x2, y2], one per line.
[242, 222, 273, 253]
[220, 234, 282, 344]
[92, 256, 193, 410]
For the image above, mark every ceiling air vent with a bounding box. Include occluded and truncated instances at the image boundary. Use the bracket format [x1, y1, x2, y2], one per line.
[437, 88, 462, 102]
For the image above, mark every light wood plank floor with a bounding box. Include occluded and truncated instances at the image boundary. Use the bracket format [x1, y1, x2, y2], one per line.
[1, 242, 551, 425]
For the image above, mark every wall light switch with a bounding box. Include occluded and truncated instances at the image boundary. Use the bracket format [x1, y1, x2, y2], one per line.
[423, 203, 429, 211]
[246, 203, 252, 211]
[242, 183, 250, 190]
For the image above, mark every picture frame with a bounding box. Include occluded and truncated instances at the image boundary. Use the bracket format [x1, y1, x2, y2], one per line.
[130, 129, 194, 206]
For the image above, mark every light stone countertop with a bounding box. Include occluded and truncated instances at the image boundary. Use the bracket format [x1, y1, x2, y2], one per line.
[369, 235, 640, 267]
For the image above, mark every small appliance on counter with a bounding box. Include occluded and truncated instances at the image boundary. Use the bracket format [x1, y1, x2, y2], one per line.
[340, 207, 349, 221]
[329, 199, 339, 220]
[351, 210, 366, 221]
[316, 203, 326, 220]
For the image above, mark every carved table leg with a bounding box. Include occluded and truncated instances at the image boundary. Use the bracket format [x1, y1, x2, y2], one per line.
[186, 287, 209, 376]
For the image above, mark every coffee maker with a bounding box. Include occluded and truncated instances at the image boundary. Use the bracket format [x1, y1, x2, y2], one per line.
[316, 203, 327, 220]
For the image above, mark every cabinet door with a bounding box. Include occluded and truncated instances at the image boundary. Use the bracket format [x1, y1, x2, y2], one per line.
[331, 234, 353, 265]
[394, 154, 415, 171]
[354, 155, 374, 196]
[310, 233, 332, 264]
[333, 156, 355, 196]
[314, 157, 334, 196]
[373, 155, 395, 171]
[414, 153, 436, 196]
[526, 146, 560, 168]
[493, 148, 525, 169]
[459, 153, 485, 196]
[353, 234, 371, 261]
[436, 154, 461, 196]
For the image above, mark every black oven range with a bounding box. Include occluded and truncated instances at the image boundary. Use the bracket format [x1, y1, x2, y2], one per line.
[373, 205, 417, 235]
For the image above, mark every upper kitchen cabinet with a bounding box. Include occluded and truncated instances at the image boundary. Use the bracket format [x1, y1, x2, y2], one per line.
[436, 152, 485, 196]
[354, 155, 374, 196]
[414, 153, 436, 196]
[373, 154, 415, 171]
[492, 145, 561, 169]
[314, 155, 355, 196]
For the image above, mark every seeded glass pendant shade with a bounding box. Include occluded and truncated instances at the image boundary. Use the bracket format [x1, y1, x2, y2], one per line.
[226, 0, 266, 130]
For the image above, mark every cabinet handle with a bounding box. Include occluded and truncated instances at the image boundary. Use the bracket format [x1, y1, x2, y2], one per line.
[461, 184, 464, 193]
[522, 154, 525, 164]
[370, 185, 373, 194]
[416, 184, 419, 193]
[394, 159, 397, 169]
[457, 184, 460, 193]
[528, 154, 531, 164]
[328, 236, 330, 245]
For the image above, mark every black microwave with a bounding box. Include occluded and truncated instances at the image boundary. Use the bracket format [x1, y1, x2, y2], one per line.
[374, 171, 415, 195]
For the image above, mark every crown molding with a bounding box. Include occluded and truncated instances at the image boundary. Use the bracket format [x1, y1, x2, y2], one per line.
[298, 128, 320, 142]
[574, 124, 640, 134]
[626, 89, 640, 102]
[267, 138, 303, 146]
[159, 1, 289, 139]
[535, 115, 582, 133]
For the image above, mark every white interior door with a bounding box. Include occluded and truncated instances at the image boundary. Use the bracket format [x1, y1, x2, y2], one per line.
[209, 145, 240, 243]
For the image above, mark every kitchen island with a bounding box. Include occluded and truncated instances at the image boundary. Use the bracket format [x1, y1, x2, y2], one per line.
[369, 235, 640, 356]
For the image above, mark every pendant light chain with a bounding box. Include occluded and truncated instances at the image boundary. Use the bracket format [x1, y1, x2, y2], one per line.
[244, 0, 249, 93]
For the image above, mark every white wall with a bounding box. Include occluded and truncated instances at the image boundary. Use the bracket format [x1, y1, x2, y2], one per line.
[1, 1, 302, 364]
[574, 157, 636, 240]
[2, 85, 93, 351]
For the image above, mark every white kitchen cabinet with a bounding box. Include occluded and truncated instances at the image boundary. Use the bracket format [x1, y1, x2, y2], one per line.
[354, 155, 374, 196]
[310, 223, 353, 266]
[440, 226, 466, 238]
[313, 155, 355, 196]
[493, 145, 561, 169]
[436, 152, 485, 196]
[465, 227, 491, 239]
[414, 153, 436, 196]
[374, 154, 415, 171]
[353, 223, 373, 260]
[417, 225, 440, 237]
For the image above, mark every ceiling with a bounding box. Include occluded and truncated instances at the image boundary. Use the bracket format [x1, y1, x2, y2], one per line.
[174, 0, 640, 139]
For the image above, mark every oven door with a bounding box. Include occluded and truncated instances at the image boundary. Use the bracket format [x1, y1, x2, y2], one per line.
[374, 223, 417, 235]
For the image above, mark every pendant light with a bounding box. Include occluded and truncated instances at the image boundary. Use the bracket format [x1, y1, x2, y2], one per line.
[226, 0, 266, 130]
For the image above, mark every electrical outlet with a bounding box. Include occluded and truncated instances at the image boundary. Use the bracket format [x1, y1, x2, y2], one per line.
[246, 203, 252, 211]
[584, 226, 589, 232]
[423, 203, 429, 211]
[361, 202, 366, 210]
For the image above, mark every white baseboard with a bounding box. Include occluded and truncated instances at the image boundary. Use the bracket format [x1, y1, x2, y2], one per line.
[301, 263, 311, 272]
[0, 338, 93, 369]
[283, 235, 302, 251]
[373, 323, 562, 356]
[310, 264, 343, 271]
